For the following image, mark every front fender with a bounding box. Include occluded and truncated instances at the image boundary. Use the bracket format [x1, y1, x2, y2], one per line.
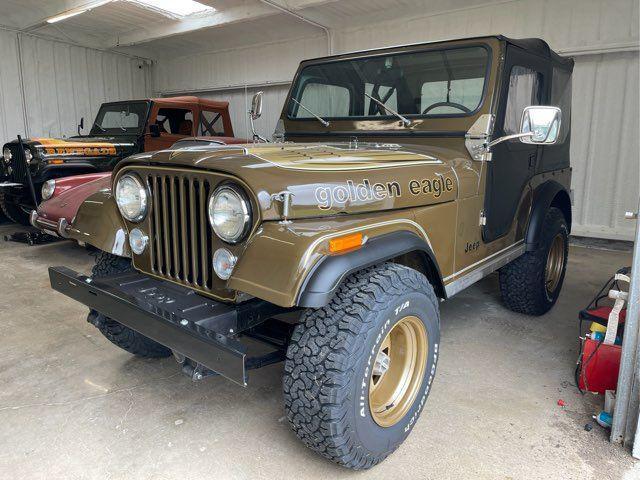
[67, 190, 130, 257]
[297, 230, 443, 307]
[228, 213, 441, 308]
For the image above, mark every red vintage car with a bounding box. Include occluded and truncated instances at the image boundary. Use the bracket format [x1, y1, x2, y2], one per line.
[31, 136, 247, 237]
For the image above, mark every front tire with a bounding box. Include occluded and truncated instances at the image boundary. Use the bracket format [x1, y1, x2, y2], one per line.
[0, 191, 31, 225]
[499, 207, 569, 315]
[283, 263, 440, 469]
[89, 251, 171, 358]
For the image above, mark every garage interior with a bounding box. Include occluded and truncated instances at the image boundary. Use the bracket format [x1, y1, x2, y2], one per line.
[0, 0, 639, 478]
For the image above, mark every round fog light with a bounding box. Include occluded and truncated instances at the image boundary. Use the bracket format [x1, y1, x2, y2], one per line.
[213, 248, 237, 280]
[129, 228, 148, 255]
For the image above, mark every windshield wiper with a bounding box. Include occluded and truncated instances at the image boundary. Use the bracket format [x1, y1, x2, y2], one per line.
[92, 121, 106, 133]
[364, 92, 412, 127]
[292, 99, 330, 127]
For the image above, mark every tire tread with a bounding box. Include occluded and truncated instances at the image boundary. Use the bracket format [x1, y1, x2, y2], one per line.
[283, 262, 438, 469]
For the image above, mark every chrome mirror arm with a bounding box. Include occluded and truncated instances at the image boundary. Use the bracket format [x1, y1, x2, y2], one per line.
[249, 113, 268, 143]
[486, 132, 534, 149]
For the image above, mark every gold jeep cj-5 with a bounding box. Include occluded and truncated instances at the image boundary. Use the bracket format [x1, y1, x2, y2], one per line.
[49, 35, 573, 470]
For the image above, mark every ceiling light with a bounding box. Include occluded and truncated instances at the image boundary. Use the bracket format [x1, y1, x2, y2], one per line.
[46, 9, 88, 23]
[46, 1, 112, 24]
[131, 0, 215, 17]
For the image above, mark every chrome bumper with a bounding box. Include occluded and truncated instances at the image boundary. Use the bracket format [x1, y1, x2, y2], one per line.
[30, 210, 69, 238]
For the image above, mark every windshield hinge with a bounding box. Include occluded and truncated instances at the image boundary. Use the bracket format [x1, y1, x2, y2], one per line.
[465, 114, 494, 162]
[479, 210, 487, 226]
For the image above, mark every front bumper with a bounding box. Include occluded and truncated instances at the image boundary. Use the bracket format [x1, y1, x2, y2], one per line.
[49, 266, 255, 385]
[31, 210, 70, 237]
[0, 181, 23, 189]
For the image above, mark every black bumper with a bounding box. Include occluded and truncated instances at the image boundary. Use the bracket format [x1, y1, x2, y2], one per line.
[49, 267, 253, 386]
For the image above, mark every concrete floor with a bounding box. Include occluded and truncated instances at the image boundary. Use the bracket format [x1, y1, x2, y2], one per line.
[0, 224, 638, 480]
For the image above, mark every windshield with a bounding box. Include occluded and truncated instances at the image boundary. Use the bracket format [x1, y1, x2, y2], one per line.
[287, 45, 489, 121]
[90, 101, 149, 135]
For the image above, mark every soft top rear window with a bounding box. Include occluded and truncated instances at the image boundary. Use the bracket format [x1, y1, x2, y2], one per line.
[287, 45, 490, 121]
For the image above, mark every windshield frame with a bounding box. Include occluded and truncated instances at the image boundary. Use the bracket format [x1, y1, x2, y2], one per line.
[89, 100, 151, 136]
[285, 43, 493, 123]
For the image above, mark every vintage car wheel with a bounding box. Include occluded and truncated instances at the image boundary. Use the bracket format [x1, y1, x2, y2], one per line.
[89, 251, 172, 358]
[499, 207, 569, 315]
[0, 191, 31, 225]
[283, 263, 440, 469]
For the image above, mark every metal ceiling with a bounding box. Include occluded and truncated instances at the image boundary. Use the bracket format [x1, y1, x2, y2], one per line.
[0, 0, 485, 58]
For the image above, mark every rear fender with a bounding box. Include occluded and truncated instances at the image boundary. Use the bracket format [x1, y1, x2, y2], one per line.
[525, 180, 572, 251]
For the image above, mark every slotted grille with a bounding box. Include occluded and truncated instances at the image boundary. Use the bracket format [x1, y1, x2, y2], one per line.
[146, 172, 213, 290]
[8, 145, 29, 183]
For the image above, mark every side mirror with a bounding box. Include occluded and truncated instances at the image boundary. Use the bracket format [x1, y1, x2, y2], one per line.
[519, 106, 561, 144]
[77, 117, 84, 136]
[248, 91, 267, 142]
[149, 123, 160, 138]
[250, 91, 263, 120]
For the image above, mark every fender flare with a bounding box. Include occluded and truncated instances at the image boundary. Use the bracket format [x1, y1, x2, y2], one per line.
[525, 180, 572, 251]
[296, 230, 445, 308]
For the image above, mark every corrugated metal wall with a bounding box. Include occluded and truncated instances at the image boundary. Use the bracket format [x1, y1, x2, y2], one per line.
[88, 0, 640, 239]
[0, 30, 27, 142]
[0, 28, 151, 141]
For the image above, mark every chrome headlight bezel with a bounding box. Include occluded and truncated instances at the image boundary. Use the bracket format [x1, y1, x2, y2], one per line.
[2, 147, 12, 163]
[207, 184, 251, 244]
[115, 173, 148, 223]
[24, 148, 33, 164]
[41, 179, 56, 201]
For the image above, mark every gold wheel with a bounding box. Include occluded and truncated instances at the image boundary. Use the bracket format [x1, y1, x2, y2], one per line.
[545, 233, 565, 295]
[369, 315, 428, 428]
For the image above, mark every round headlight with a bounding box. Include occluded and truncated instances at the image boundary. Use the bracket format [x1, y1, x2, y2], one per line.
[115, 173, 148, 222]
[24, 148, 33, 164]
[208, 185, 250, 243]
[41, 179, 56, 201]
[2, 147, 12, 163]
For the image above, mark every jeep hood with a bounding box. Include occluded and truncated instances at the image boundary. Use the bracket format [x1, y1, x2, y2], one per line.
[5, 136, 136, 159]
[116, 143, 461, 221]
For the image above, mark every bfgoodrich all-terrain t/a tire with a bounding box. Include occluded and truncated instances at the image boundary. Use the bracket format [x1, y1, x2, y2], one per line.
[499, 207, 569, 316]
[283, 263, 440, 470]
[89, 251, 171, 358]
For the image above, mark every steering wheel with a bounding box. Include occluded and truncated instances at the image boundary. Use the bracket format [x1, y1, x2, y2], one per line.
[422, 101, 471, 115]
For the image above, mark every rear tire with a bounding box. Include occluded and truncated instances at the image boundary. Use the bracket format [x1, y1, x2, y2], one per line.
[283, 263, 440, 469]
[89, 251, 171, 358]
[499, 207, 569, 315]
[0, 191, 31, 225]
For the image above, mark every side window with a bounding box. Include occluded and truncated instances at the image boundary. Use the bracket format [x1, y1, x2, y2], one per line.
[551, 67, 572, 144]
[155, 108, 194, 135]
[298, 83, 350, 118]
[503, 66, 543, 135]
[199, 110, 225, 136]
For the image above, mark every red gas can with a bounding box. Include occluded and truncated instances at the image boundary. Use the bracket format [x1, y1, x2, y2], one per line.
[578, 338, 621, 394]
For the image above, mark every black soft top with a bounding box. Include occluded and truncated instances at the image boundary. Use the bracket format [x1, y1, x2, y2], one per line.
[305, 35, 574, 71]
[499, 35, 574, 69]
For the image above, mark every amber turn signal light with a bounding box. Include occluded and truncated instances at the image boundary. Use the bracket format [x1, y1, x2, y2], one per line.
[329, 232, 363, 254]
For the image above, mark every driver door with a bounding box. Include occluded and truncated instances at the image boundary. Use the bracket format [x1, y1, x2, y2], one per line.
[483, 47, 550, 242]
